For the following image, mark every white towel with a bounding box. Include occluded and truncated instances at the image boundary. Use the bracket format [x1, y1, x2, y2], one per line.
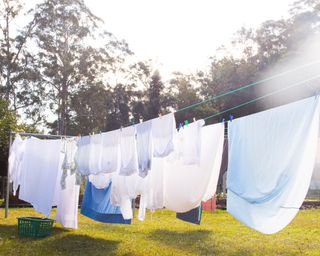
[119, 126, 138, 176]
[152, 113, 176, 158]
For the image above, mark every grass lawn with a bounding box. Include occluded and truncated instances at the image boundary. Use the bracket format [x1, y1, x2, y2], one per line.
[0, 208, 319, 256]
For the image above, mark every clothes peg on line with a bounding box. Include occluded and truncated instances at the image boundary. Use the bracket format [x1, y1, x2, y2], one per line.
[184, 120, 189, 126]
[229, 114, 234, 122]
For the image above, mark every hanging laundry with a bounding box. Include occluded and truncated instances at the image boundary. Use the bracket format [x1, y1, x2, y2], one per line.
[60, 138, 78, 189]
[110, 172, 148, 220]
[152, 113, 176, 158]
[309, 137, 320, 190]
[100, 129, 120, 173]
[88, 134, 103, 174]
[89, 173, 112, 189]
[138, 123, 224, 216]
[217, 138, 228, 194]
[227, 96, 320, 234]
[55, 169, 80, 229]
[81, 179, 131, 224]
[136, 120, 153, 177]
[177, 119, 205, 165]
[55, 138, 80, 229]
[76, 136, 91, 175]
[138, 157, 166, 214]
[19, 137, 63, 217]
[8, 134, 27, 196]
[119, 126, 139, 176]
[176, 205, 202, 225]
[163, 123, 224, 213]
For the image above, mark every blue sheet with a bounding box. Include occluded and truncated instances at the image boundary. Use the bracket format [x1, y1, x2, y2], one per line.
[81, 180, 131, 224]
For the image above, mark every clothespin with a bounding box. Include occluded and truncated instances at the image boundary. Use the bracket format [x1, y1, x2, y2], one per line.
[221, 118, 225, 123]
[184, 120, 189, 126]
[229, 114, 234, 122]
[120, 125, 123, 132]
[193, 117, 196, 122]
[178, 122, 184, 130]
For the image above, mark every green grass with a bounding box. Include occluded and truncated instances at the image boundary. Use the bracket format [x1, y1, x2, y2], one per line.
[0, 208, 319, 255]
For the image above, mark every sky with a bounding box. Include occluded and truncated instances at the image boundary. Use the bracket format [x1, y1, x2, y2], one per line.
[84, 0, 296, 77]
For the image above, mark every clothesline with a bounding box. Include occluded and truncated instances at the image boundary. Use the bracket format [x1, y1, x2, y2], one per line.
[175, 59, 320, 113]
[203, 73, 320, 121]
[6, 95, 320, 233]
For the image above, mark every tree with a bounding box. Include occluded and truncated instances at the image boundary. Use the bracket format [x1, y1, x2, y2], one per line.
[0, 99, 37, 176]
[0, 0, 42, 118]
[30, 0, 130, 135]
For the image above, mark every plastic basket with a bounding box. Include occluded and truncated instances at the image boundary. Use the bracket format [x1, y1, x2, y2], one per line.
[17, 217, 54, 237]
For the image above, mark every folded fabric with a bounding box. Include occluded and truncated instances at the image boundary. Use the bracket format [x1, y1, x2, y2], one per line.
[8, 134, 27, 196]
[19, 137, 63, 217]
[176, 205, 202, 225]
[152, 113, 176, 158]
[101, 129, 120, 173]
[81, 180, 131, 224]
[136, 120, 153, 177]
[119, 126, 138, 176]
[227, 96, 320, 234]
[76, 136, 91, 175]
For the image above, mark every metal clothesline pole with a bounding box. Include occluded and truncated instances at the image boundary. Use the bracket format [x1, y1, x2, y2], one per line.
[5, 130, 12, 218]
[4, 131, 75, 218]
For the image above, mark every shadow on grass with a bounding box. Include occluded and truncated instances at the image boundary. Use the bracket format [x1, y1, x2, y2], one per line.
[149, 229, 214, 254]
[43, 234, 119, 255]
[0, 224, 70, 239]
[0, 224, 119, 255]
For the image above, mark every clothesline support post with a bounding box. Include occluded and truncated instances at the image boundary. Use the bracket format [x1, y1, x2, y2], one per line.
[5, 130, 12, 218]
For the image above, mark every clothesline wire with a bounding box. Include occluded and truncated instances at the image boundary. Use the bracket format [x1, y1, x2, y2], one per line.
[203, 74, 320, 121]
[175, 60, 320, 113]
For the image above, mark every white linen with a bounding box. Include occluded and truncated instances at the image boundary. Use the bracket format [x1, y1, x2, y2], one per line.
[89, 173, 112, 189]
[19, 137, 63, 216]
[119, 126, 139, 176]
[76, 136, 91, 175]
[310, 137, 320, 190]
[88, 134, 103, 173]
[8, 134, 26, 196]
[55, 171, 80, 229]
[136, 120, 153, 177]
[163, 123, 224, 212]
[152, 113, 176, 157]
[101, 129, 120, 173]
[176, 119, 205, 165]
[227, 96, 320, 234]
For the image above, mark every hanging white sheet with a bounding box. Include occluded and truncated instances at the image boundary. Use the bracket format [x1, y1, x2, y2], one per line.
[8, 134, 27, 196]
[163, 122, 224, 212]
[310, 137, 320, 190]
[137, 122, 224, 215]
[227, 96, 320, 234]
[19, 137, 63, 217]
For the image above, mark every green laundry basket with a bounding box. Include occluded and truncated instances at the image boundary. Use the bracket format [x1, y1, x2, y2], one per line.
[17, 217, 54, 237]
